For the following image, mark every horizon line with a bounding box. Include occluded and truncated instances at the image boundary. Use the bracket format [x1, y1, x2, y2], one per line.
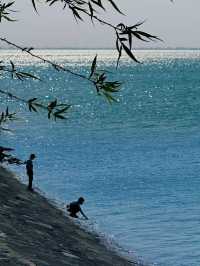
[1, 47, 200, 50]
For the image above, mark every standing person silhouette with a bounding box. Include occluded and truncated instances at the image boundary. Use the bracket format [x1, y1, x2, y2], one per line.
[25, 154, 36, 191]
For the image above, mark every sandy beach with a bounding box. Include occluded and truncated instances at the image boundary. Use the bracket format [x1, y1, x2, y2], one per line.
[0, 166, 137, 266]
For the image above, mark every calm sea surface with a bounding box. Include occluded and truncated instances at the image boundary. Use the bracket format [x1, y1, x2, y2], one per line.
[1, 49, 200, 266]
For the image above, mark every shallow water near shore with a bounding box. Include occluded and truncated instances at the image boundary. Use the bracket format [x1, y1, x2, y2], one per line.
[2, 49, 200, 266]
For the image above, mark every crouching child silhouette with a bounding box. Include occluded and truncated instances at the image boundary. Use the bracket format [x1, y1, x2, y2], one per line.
[25, 154, 36, 192]
[67, 197, 88, 220]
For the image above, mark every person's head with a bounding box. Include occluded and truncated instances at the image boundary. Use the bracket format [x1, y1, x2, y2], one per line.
[78, 197, 85, 205]
[30, 154, 36, 160]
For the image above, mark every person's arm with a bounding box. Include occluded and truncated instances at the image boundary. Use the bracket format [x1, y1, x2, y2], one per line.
[80, 208, 88, 220]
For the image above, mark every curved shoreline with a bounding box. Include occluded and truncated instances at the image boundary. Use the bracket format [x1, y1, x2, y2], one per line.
[0, 166, 138, 266]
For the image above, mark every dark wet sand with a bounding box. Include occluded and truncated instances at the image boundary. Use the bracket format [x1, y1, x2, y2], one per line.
[0, 166, 138, 266]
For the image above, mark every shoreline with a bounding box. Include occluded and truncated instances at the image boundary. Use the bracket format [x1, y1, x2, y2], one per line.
[0, 166, 138, 266]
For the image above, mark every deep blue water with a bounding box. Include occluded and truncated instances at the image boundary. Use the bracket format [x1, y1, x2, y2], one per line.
[1, 49, 200, 265]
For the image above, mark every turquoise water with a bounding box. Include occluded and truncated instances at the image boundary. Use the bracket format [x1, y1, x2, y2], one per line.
[1, 49, 200, 265]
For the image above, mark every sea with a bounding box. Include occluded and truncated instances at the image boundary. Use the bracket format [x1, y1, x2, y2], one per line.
[1, 49, 200, 266]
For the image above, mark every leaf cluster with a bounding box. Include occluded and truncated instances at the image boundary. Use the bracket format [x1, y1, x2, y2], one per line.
[0, 88, 71, 122]
[115, 22, 161, 66]
[47, 99, 71, 120]
[27, 97, 71, 120]
[9, 60, 40, 80]
[89, 55, 121, 103]
[0, 146, 23, 165]
[32, 0, 122, 19]
[0, 106, 16, 131]
[0, 1, 16, 22]
[0, 60, 40, 80]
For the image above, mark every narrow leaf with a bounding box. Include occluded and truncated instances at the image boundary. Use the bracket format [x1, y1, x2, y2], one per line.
[107, 0, 124, 14]
[122, 43, 140, 63]
[89, 55, 97, 78]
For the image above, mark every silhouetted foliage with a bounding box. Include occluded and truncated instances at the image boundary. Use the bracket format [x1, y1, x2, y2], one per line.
[0, 106, 16, 131]
[0, 146, 22, 165]
[0, 1, 16, 22]
[0, 0, 161, 134]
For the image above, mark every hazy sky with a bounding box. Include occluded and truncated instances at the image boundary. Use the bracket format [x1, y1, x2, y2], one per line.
[1, 0, 200, 48]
